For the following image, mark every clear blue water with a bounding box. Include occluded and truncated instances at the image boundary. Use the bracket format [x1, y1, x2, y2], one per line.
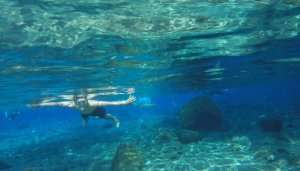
[0, 1, 300, 170]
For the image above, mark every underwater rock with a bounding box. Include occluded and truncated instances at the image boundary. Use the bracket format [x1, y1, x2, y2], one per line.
[274, 148, 300, 167]
[24, 167, 43, 171]
[231, 136, 252, 151]
[155, 128, 175, 144]
[254, 148, 275, 162]
[287, 153, 300, 167]
[0, 160, 11, 170]
[176, 129, 202, 144]
[178, 96, 224, 131]
[266, 154, 276, 162]
[88, 159, 111, 171]
[259, 117, 283, 133]
[111, 144, 144, 171]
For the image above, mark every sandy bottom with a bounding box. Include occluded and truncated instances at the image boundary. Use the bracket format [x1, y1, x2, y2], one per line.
[1, 116, 300, 171]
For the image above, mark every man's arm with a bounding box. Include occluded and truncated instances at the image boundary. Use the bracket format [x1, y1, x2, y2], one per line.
[88, 96, 136, 107]
[28, 101, 75, 108]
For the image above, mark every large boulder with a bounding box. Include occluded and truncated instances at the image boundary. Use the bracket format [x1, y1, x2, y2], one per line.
[176, 129, 203, 144]
[178, 96, 224, 131]
[155, 128, 175, 144]
[259, 117, 283, 133]
[111, 144, 144, 171]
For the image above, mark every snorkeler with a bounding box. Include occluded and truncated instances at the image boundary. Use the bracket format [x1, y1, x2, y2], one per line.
[30, 88, 136, 128]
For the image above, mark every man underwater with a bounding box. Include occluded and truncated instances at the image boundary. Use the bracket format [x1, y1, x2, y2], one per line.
[30, 88, 136, 128]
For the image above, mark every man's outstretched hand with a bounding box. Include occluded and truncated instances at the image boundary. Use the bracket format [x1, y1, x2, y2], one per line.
[126, 95, 136, 104]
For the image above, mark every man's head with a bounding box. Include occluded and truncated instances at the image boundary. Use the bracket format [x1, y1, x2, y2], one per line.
[73, 94, 89, 112]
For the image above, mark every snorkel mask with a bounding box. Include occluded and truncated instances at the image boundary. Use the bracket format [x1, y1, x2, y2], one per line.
[73, 94, 89, 112]
[77, 99, 88, 111]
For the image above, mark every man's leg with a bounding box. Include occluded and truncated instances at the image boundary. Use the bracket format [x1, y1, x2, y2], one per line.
[82, 116, 89, 127]
[104, 113, 120, 128]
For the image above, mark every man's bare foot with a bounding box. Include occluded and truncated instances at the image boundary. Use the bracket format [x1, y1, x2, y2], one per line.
[115, 121, 120, 128]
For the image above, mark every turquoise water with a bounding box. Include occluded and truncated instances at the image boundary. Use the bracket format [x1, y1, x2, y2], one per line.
[1, 0, 300, 170]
